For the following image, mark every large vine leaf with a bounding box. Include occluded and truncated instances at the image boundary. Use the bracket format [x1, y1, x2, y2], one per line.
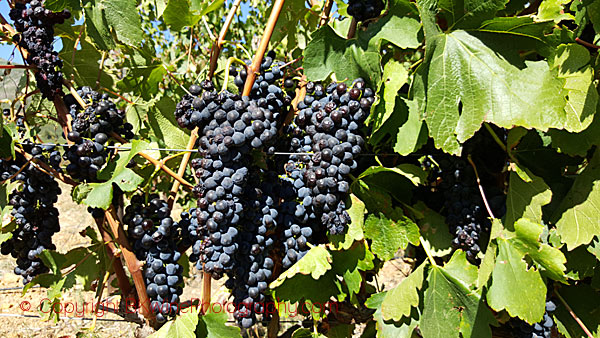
[415, 2, 598, 154]
[421, 261, 496, 338]
[505, 168, 552, 230]
[150, 307, 200, 338]
[100, 0, 143, 46]
[487, 238, 547, 323]
[437, 0, 508, 30]
[413, 202, 453, 257]
[381, 261, 426, 321]
[553, 149, 600, 250]
[162, 0, 202, 31]
[359, 0, 422, 49]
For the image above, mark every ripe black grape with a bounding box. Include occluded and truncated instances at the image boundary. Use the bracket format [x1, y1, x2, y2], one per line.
[347, 0, 385, 22]
[0, 151, 61, 284]
[9, 1, 71, 100]
[63, 87, 134, 181]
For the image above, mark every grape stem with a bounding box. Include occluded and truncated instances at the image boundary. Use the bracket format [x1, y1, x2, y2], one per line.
[242, 0, 287, 96]
[208, 0, 243, 79]
[575, 38, 600, 50]
[109, 132, 195, 189]
[483, 123, 507, 153]
[347, 18, 358, 39]
[281, 75, 307, 131]
[555, 289, 594, 338]
[201, 265, 211, 314]
[15, 147, 78, 186]
[466, 155, 496, 219]
[419, 236, 438, 266]
[95, 51, 107, 90]
[104, 206, 154, 321]
[167, 128, 198, 209]
[318, 0, 334, 27]
[0, 157, 32, 184]
[93, 216, 133, 299]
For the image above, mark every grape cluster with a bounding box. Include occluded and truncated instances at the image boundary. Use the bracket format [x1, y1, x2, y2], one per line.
[347, 0, 384, 22]
[287, 79, 371, 235]
[124, 195, 173, 260]
[429, 155, 505, 263]
[227, 169, 278, 328]
[177, 80, 280, 280]
[513, 300, 557, 338]
[63, 87, 134, 181]
[9, 1, 70, 100]
[124, 194, 184, 324]
[0, 152, 61, 284]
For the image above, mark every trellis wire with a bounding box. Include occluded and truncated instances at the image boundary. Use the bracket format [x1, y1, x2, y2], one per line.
[15, 142, 401, 157]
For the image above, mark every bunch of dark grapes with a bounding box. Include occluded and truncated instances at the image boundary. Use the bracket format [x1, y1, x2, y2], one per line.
[0, 152, 61, 284]
[347, 0, 385, 22]
[63, 87, 134, 181]
[9, 1, 70, 100]
[512, 299, 557, 338]
[288, 79, 371, 234]
[124, 194, 173, 260]
[177, 80, 279, 280]
[428, 154, 505, 263]
[227, 169, 278, 328]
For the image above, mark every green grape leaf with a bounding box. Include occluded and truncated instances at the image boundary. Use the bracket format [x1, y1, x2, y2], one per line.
[271, 245, 333, 289]
[329, 194, 366, 250]
[505, 169, 552, 230]
[44, 0, 82, 12]
[149, 95, 191, 149]
[162, 0, 202, 31]
[421, 264, 496, 338]
[117, 64, 167, 100]
[381, 262, 426, 321]
[443, 250, 478, 286]
[304, 0, 421, 84]
[417, 16, 597, 154]
[414, 202, 453, 257]
[553, 149, 600, 250]
[548, 109, 600, 157]
[56, 24, 115, 88]
[509, 219, 567, 281]
[366, 292, 420, 338]
[537, 0, 575, 22]
[0, 125, 15, 159]
[564, 246, 597, 280]
[588, 237, 600, 260]
[196, 310, 242, 338]
[437, 0, 508, 29]
[369, 60, 408, 135]
[100, 0, 144, 46]
[150, 306, 200, 338]
[364, 210, 420, 261]
[478, 17, 554, 41]
[84, 1, 116, 51]
[487, 238, 547, 323]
